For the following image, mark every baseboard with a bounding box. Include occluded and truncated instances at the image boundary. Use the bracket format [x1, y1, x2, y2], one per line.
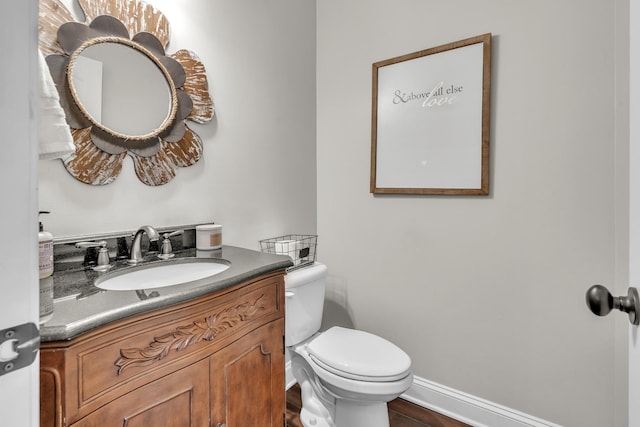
[285, 360, 562, 427]
[402, 377, 563, 427]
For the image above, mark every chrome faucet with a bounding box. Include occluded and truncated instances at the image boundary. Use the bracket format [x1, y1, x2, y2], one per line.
[128, 225, 160, 265]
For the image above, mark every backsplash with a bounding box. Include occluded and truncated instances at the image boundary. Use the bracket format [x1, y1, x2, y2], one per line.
[53, 224, 200, 272]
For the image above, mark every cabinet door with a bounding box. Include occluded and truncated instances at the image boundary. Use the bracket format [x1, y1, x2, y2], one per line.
[71, 360, 209, 427]
[211, 319, 285, 427]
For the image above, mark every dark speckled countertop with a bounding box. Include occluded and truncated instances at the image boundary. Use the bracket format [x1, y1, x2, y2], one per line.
[41, 238, 293, 342]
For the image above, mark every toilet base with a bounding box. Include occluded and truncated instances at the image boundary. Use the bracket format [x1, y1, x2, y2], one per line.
[334, 399, 390, 427]
[291, 350, 403, 427]
[298, 393, 391, 427]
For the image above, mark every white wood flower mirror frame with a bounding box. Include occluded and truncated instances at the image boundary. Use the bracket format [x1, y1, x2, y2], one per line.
[39, 0, 214, 186]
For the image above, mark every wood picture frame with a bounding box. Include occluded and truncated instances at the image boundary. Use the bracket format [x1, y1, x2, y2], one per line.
[370, 34, 492, 195]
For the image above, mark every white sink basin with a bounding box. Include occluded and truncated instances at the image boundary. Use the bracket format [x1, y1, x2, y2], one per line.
[96, 260, 230, 291]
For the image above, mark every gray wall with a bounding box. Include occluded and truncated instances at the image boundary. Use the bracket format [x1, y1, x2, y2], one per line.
[39, 0, 317, 249]
[316, 1, 627, 427]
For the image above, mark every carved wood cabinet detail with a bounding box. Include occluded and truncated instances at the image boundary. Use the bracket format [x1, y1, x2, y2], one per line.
[40, 272, 286, 427]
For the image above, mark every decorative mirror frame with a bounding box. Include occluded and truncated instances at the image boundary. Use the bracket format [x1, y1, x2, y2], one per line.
[39, 0, 214, 186]
[67, 36, 179, 141]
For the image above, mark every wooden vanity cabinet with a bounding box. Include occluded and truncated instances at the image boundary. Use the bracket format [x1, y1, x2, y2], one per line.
[40, 271, 286, 427]
[69, 359, 211, 427]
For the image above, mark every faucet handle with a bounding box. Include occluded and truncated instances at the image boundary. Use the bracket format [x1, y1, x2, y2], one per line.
[75, 241, 111, 270]
[76, 240, 107, 249]
[158, 230, 184, 259]
[164, 229, 184, 239]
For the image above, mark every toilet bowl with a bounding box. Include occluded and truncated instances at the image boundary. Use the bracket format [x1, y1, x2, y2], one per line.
[285, 263, 413, 427]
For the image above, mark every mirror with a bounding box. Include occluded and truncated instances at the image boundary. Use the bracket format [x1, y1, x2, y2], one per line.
[69, 39, 174, 138]
[38, 0, 214, 186]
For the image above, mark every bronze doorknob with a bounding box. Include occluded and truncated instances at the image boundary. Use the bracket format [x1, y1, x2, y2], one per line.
[586, 284, 640, 325]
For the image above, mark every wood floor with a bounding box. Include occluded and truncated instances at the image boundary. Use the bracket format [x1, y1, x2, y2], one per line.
[285, 384, 471, 427]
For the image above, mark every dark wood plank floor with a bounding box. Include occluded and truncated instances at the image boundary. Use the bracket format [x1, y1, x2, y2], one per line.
[286, 384, 471, 427]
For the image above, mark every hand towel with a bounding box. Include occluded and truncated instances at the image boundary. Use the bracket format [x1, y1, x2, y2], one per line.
[38, 49, 75, 160]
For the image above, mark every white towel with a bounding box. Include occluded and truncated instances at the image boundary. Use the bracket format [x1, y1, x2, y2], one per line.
[38, 49, 75, 160]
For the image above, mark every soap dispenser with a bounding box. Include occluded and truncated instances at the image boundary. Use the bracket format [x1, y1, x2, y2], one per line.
[38, 211, 54, 278]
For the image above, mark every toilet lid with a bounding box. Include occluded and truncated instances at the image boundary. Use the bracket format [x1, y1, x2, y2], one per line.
[306, 327, 411, 382]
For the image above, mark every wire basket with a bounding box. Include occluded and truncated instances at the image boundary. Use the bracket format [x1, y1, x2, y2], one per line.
[259, 234, 317, 270]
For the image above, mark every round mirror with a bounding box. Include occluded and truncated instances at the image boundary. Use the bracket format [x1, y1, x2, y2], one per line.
[68, 38, 176, 139]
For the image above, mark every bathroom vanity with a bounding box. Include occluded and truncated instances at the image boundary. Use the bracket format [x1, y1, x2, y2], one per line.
[39, 234, 292, 427]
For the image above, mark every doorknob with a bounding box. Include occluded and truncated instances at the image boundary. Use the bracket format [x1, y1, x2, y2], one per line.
[585, 284, 640, 325]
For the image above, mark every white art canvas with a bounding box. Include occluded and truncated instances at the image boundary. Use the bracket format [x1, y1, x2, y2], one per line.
[371, 34, 491, 195]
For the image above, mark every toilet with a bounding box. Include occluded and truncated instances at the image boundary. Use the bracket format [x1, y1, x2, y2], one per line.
[285, 262, 413, 427]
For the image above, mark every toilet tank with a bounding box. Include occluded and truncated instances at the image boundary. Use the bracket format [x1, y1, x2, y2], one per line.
[284, 262, 327, 346]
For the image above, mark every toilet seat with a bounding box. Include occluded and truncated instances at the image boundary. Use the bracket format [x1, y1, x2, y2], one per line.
[305, 327, 412, 382]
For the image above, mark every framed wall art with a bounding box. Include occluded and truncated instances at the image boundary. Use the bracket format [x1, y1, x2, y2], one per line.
[370, 33, 492, 195]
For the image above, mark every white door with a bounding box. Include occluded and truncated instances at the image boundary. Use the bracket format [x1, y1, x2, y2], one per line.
[0, 1, 40, 426]
[630, 1, 640, 425]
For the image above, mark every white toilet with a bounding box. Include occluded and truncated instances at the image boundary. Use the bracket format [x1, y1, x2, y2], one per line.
[285, 262, 413, 427]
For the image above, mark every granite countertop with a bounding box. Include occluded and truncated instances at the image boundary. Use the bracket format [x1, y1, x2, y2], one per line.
[41, 245, 292, 342]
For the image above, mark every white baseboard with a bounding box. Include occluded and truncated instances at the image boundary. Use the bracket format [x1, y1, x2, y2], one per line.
[402, 377, 563, 427]
[285, 360, 562, 427]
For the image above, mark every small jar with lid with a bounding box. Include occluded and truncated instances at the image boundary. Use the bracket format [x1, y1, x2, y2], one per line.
[196, 224, 222, 250]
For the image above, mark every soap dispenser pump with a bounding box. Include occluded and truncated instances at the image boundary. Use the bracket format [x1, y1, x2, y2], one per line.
[38, 211, 54, 278]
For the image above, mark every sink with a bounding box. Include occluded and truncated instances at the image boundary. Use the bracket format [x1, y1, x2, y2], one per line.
[95, 259, 230, 291]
